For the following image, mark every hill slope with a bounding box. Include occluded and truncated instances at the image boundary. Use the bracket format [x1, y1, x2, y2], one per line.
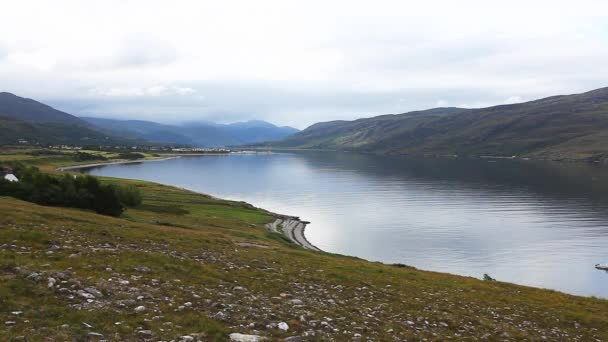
[1, 151, 608, 340]
[267, 87, 608, 161]
[0, 93, 135, 146]
[83, 117, 299, 147]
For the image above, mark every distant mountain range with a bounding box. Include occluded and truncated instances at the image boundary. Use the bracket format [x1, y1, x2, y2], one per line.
[0, 92, 298, 147]
[0, 92, 131, 145]
[81, 117, 299, 147]
[262, 87, 608, 162]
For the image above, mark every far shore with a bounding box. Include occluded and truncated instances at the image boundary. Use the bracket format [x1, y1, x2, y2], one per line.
[56, 156, 179, 171]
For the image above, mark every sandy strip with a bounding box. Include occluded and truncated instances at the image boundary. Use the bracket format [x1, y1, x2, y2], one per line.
[56, 157, 179, 171]
[266, 217, 320, 251]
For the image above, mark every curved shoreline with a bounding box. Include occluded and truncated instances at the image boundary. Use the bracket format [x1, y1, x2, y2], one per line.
[57, 156, 179, 171]
[57, 157, 322, 251]
[265, 214, 320, 251]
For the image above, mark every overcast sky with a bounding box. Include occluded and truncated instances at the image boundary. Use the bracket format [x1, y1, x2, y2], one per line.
[1, 0, 607, 128]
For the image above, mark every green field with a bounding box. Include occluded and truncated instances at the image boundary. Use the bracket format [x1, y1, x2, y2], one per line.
[1, 151, 608, 341]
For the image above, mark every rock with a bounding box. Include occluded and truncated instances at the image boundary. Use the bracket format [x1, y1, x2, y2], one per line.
[77, 290, 95, 300]
[284, 337, 303, 342]
[86, 332, 104, 338]
[47, 277, 56, 288]
[5, 321, 16, 326]
[11, 311, 22, 316]
[137, 330, 153, 337]
[134, 266, 151, 273]
[229, 333, 266, 341]
[278, 322, 289, 331]
[179, 336, 194, 342]
[26, 272, 41, 282]
[233, 286, 247, 291]
[134, 306, 146, 313]
[289, 299, 303, 305]
[85, 287, 103, 298]
[60, 324, 70, 329]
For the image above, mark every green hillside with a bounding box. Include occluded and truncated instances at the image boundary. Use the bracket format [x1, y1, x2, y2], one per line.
[0, 93, 139, 146]
[266, 87, 608, 162]
[1, 151, 608, 341]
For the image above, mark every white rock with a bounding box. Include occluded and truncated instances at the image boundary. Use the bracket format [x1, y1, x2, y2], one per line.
[47, 277, 56, 288]
[229, 333, 266, 342]
[278, 322, 289, 331]
[134, 306, 146, 313]
[179, 336, 194, 342]
[77, 290, 95, 300]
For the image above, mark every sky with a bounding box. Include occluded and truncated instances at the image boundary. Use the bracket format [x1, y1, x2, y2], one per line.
[1, 0, 607, 129]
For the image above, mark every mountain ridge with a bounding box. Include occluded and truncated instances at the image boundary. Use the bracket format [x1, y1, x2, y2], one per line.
[263, 87, 608, 161]
[82, 117, 299, 147]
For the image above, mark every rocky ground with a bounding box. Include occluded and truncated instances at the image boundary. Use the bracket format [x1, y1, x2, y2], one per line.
[1, 176, 608, 341]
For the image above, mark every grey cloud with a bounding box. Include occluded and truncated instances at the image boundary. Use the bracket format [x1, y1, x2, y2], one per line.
[113, 35, 177, 68]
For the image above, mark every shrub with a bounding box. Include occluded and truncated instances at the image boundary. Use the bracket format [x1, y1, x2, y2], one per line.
[115, 184, 143, 207]
[117, 152, 145, 160]
[74, 152, 108, 161]
[0, 163, 136, 217]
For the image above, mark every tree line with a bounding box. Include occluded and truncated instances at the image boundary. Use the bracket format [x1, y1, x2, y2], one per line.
[0, 163, 142, 216]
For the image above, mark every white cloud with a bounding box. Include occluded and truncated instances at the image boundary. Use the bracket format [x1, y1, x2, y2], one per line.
[174, 87, 195, 95]
[436, 100, 449, 107]
[0, 0, 607, 127]
[503, 96, 523, 104]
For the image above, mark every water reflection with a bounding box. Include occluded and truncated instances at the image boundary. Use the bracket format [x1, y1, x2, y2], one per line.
[83, 151, 608, 297]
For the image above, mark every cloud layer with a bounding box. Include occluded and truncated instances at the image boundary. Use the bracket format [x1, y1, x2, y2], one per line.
[0, 0, 607, 128]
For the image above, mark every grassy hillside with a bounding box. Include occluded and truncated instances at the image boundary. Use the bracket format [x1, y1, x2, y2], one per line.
[1, 152, 608, 341]
[0, 93, 140, 146]
[266, 87, 608, 162]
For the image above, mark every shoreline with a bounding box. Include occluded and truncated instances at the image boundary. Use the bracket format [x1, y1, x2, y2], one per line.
[57, 156, 322, 251]
[57, 156, 179, 171]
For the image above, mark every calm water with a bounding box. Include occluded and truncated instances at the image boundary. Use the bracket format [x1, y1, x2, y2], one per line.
[84, 151, 608, 297]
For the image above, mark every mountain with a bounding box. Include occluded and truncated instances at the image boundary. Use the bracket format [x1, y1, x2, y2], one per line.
[0, 92, 84, 125]
[264, 87, 608, 161]
[0, 92, 133, 146]
[82, 117, 299, 147]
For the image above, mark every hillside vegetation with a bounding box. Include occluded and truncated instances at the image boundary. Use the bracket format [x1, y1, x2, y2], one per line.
[0, 92, 139, 146]
[265, 87, 608, 162]
[1, 151, 608, 341]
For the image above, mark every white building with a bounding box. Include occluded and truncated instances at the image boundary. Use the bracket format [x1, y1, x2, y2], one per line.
[4, 173, 18, 182]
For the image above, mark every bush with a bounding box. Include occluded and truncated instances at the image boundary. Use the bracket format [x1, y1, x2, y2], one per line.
[0, 163, 140, 217]
[117, 152, 145, 160]
[74, 152, 108, 162]
[115, 185, 143, 207]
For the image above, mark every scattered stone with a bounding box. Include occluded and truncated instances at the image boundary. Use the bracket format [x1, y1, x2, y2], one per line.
[229, 333, 266, 342]
[134, 266, 151, 273]
[77, 290, 95, 300]
[278, 322, 289, 331]
[289, 299, 303, 305]
[137, 330, 153, 337]
[179, 336, 194, 342]
[26, 272, 41, 282]
[134, 306, 146, 313]
[86, 332, 104, 338]
[85, 287, 103, 298]
[284, 337, 303, 342]
[5, 321, 16, 326]
[47, 277, 56, 288]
